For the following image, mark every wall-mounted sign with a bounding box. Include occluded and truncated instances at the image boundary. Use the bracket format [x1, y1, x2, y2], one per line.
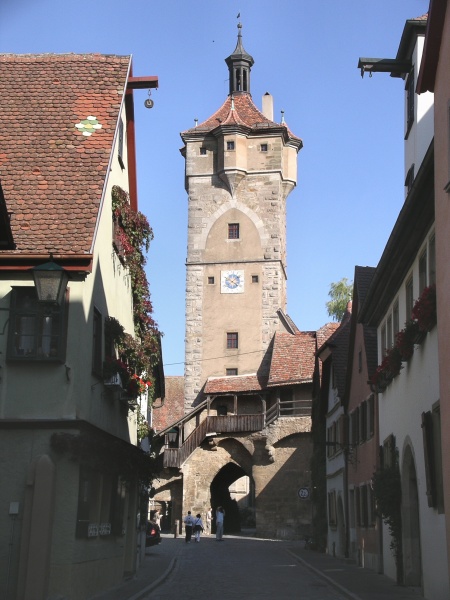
[298, 487, 310, 500]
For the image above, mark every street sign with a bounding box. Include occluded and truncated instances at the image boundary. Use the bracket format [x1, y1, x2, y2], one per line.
[297, 487, 310, 500]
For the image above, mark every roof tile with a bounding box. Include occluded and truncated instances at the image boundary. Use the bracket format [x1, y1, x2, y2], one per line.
[0, 53, 130, 255]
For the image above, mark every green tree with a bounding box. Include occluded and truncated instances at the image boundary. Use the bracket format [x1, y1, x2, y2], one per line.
[326, 278, 353, 321]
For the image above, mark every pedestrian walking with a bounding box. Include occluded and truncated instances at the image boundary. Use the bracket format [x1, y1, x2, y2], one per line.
[193, 513, 204, 542]
[153, 509, 162, 529]
[184, 510, 195, 543]
[215, 506, 225, 541]
[205, 507, 212, 535]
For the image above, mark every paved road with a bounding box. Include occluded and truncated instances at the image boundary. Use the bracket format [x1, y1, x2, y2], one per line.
[145, 536, 348, 600]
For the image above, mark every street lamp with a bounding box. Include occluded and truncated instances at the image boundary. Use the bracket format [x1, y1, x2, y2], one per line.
[32, 258, 68, 305]
[167, 428, 178, 446]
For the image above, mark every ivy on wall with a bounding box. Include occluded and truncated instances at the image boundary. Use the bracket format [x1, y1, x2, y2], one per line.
[107, 185, 163, 438]
[372, 445, 403, 584]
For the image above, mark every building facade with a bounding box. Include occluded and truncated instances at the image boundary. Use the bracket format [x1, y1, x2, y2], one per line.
[417, 0, 450, 589]
[359, 14, 449, 598]
[0, 54, 159, 600]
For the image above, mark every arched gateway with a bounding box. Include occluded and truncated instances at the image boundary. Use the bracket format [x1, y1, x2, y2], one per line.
[152, 25, 321, 540]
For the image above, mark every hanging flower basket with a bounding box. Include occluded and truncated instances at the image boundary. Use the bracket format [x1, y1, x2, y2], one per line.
[395, 320, 418, 361]
[412, 284, 437, 333]
[370, 347, 402, 392]
[385, 346, 402, 378]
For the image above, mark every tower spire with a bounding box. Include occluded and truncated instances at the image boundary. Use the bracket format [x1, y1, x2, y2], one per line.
[225, 22, 254, 96]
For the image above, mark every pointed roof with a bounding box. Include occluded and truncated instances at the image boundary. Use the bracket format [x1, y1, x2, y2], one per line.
[181, 94, 302, 147]
[317, 306, 353, 400]
[353, 266, 378, 379]
[225, 22, 254, 70]
[0, 53, 131, 263]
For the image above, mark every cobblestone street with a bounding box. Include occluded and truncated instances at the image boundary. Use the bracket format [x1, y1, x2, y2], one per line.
[145, 536, 346, 600]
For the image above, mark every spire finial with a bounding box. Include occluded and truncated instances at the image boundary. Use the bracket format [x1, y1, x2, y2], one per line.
[225, 19, 254, 95]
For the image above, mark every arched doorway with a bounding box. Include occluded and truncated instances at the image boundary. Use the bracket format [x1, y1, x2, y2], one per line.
[210, 462, 254, 533]
[402, 445, 422, 586]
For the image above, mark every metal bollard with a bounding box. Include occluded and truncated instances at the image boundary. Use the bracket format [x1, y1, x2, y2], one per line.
[174, 519, 179, 538]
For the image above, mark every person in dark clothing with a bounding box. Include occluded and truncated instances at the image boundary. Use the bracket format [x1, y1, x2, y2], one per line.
[184, 510, 195, 543]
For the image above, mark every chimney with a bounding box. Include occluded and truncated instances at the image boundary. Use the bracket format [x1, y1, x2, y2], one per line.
[262, 92, 273, 121]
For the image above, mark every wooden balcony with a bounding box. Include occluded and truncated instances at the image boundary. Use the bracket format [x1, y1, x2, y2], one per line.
[159, 398, 311, 469]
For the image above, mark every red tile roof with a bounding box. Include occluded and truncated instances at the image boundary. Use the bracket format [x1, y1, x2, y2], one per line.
[152, 376, 185, 432]
[182, 93, 302, 147]
[316, 322, 340, 349]
[268, 331, 316, 385]
[204, 373, 268, 394]
[0, 53, 131, 257]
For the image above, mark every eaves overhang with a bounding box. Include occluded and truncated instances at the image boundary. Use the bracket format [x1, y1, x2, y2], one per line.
[359, 18, 427, 79]
[267, 377, 313, 387]
[0, 253, 93, 274]
[358, 140, 434, 326]
[358, 57, 411, 78]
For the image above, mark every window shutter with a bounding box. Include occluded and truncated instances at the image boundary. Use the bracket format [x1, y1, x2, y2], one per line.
[421, 411, 437, 508]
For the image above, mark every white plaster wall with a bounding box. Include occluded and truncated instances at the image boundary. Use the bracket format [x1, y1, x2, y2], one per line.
[404, 35, 434, 190]
[377, 229, 448, 598]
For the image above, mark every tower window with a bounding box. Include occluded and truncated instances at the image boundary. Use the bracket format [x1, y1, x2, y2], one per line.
[228, 223, 239, 239]
[226, 332, 238, 349]
[260, 143, 268, 152]
[226, 141, 235, 151]
[200, 147, 207, 155]
[208, 276, 215, 285]
[226, 368, 238, 376]
[252, 275, 259, 283]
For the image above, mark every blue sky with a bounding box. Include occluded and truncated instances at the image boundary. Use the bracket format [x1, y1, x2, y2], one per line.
[0, 0, 429, 375]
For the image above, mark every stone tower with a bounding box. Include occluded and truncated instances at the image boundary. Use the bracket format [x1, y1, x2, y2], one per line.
[181, 24, 302, 410]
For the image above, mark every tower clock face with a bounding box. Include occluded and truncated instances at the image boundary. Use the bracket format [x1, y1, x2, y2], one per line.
[221, 270, 244, 293]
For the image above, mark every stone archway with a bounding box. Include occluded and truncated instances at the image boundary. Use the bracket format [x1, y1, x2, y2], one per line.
[210, 462, 252, 533]
[401, 444, 422, 587]
[181, 436, 255, 533]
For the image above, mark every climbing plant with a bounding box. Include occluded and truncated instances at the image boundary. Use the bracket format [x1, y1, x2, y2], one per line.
[372, 445, 403, 583]
[106, 186, 162, 436]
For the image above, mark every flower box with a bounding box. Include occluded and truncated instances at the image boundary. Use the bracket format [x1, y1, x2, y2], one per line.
[412, 284, 437, 333]
[104, 372, 123, 389]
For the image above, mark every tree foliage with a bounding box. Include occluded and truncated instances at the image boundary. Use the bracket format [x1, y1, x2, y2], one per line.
[326, 278, 353, 321]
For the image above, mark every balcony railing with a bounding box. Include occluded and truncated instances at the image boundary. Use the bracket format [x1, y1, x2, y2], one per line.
[159, 398, 311, 468]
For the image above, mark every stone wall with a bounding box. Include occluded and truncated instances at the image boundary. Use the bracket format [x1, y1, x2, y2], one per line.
[158, 417, 314, 540]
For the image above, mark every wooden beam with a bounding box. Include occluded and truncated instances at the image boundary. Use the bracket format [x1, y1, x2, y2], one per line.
[127, 76, 158, 90]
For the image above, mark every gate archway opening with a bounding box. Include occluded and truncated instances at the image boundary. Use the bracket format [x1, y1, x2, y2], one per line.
[210, 462, 254, 533]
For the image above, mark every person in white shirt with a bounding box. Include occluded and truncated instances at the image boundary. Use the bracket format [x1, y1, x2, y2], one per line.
[193, 513, 204, 542]
[205, 507, 212, 535]
[184, 511, 195, 543]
